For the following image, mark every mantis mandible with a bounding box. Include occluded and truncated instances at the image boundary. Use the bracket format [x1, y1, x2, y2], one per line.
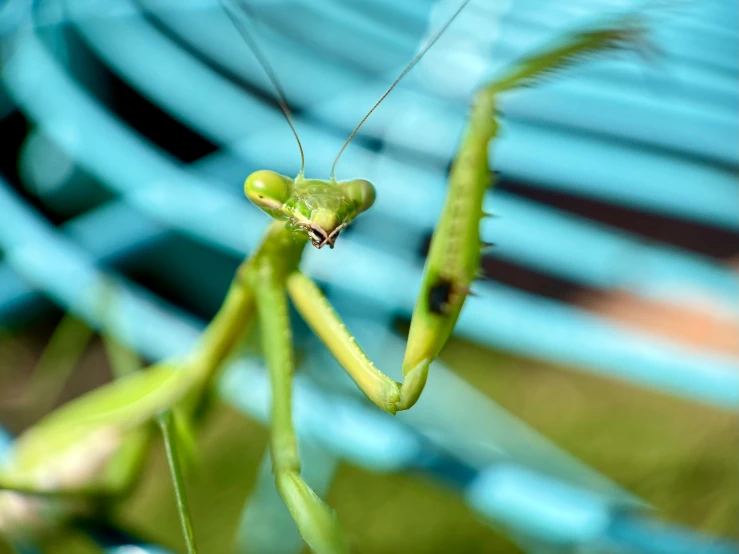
[0, 1, 648, 552]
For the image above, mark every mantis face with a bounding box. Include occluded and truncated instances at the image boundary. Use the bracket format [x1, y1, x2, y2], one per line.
[244, 170, 376, 249]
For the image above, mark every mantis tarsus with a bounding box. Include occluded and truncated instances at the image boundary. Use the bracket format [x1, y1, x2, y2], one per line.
[0, 1, 649, 552]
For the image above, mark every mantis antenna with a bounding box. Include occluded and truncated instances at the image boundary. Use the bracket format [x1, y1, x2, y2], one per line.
[330, 0, 472, 180]
[220, 0, 305, 175]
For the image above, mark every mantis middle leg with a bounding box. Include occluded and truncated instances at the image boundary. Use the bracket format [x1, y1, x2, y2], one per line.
[248, 262, 349, 554]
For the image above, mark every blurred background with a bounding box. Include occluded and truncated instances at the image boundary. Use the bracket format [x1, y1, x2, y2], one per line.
[0, 0, 737, 553]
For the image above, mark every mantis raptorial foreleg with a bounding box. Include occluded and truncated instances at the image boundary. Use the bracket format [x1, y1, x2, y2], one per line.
[287, 271, 402, 412]
[401, 18, 648, 400]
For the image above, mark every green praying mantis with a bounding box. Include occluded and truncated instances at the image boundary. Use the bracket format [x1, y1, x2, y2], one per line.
[0, 1, 650, 552]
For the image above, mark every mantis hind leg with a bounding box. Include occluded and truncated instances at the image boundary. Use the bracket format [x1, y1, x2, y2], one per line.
[250, 269, 349, 554]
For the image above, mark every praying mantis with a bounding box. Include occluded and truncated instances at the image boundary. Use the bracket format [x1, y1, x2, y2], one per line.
[0, 1, 650, 552]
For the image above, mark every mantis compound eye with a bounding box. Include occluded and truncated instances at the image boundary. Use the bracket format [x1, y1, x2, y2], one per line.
[342, 179, 376, 214]
[245, 170, 291, 213]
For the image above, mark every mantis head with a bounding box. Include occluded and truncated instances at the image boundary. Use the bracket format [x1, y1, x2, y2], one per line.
[244, 170, 376, 249]
[231, 0, 466, 249]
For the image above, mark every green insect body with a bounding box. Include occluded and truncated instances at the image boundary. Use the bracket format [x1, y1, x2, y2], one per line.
[0, 6, 648, 552]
